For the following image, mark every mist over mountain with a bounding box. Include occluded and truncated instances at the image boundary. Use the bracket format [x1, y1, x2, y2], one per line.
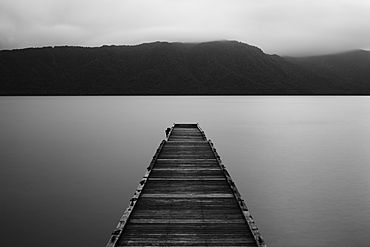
[1, 41, 369, 95]
[285, 50, 370, 94]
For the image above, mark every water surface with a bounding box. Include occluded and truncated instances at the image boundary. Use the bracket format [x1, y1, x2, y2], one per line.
[1, 96, 369, 247]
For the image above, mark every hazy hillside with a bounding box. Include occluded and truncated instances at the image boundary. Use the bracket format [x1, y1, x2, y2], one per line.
[285, 50, 370, 94]
[0, 41, 368, 95]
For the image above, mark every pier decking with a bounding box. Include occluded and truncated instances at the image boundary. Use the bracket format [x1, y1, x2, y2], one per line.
[107, 123, 266, 246]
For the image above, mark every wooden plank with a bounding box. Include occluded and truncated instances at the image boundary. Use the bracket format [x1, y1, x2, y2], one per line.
[140, 194, 235, 198]
[107, 124, 266, 247]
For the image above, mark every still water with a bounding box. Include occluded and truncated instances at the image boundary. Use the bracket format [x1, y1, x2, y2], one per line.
[1, 96, 370, 247]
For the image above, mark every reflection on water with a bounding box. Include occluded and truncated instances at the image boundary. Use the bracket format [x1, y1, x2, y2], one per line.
[1, 96, 370, 247]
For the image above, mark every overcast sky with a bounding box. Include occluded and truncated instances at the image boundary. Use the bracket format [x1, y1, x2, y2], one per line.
[1, 0, 370, 55]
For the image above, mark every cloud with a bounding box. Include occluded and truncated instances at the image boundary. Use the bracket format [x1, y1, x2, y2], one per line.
[0, 0, 369, 55]
[229, 0, 370, 54]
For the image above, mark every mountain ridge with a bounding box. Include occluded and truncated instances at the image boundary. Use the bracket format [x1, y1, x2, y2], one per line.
[1, 41, 369, 95]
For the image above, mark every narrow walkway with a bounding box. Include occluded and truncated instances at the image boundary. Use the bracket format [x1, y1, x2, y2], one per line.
[108, 123, 266, 246]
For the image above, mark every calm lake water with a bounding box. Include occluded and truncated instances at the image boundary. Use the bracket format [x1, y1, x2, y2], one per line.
[1, 96, 370, 247]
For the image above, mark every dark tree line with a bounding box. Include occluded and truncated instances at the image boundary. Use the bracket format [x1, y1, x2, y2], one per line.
[1, 41, 369, 95]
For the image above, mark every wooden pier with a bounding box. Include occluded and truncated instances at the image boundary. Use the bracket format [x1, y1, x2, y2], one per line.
[107, 123, 266, 247]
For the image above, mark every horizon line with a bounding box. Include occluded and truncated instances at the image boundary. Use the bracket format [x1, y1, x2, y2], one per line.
[1, 39, 369, 57]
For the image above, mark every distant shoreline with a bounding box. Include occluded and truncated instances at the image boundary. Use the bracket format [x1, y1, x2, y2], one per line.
[1, 41, 370, 95]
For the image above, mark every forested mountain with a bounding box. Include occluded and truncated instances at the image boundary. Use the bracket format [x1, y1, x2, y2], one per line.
[285, 50, 370, 94]
[0, 41, 369, 95]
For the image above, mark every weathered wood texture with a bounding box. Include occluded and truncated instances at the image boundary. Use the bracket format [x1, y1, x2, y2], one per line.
[108, 124, 265, 247]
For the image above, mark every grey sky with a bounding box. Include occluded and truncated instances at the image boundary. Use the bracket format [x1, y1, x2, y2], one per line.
[1, 0, 370, 55]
